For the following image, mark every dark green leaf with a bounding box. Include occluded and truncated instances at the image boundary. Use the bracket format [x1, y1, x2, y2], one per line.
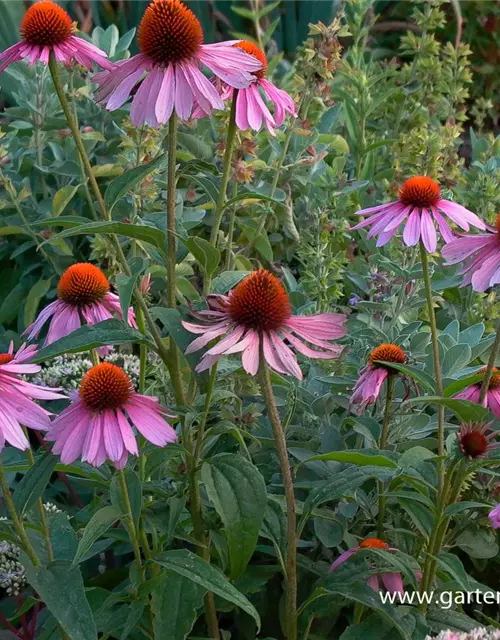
[13, 452, 57, 516]
[182, 236, 220, 278]
[405, 397, 489, 422]
[116, 256, 149, 320]
[104, 154, 166, 211]
[72, 506, 121, 566]
[152, 572, 205, 640]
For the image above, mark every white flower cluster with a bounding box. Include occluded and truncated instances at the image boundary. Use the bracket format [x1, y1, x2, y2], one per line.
[0, 541, 26, 596]
[30, 352, 141, 392]
[427, 629, 500, 640]
[43, 502, 62, 514]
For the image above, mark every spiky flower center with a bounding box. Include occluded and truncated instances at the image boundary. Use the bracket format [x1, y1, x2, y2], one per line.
[399, 176, 441, 208]
[227, 269, 291, 332]
[234, 40, 267, 79]
[80, 363, 132, 411]
[479, 367, 500, 389]
[20, 1, 74, 46]
[458, 425, 489, 459]
[360, 538, 389, 550]
[138, 0, 203, 66]
[496, 214, 500, 234]
[368, 344, 407, 370]
[0, 354, 14, 366]
[57, 263, 110, 307]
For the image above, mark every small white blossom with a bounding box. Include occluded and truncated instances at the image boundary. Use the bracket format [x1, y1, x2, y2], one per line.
[426, 629, 500, 640]
[0, 542, 26, 596]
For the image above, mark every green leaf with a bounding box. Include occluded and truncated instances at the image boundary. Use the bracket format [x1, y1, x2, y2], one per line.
[23, 561, 97, 640]
[223, 192, 284, 211]
[116, 257, 149, 321]
[104, 154, 166, 211]
[455, 528, 499, 559]
[49, 512, 78, 562]
[182, 236, 220, 278]
[151, 572, 205, 640]
[150, 306, 200, 372]
[296, 450, 398, 471]
[23, 278, 51, 327]
[13, 452, 57, 516]
[153, 549, 260, 630]
[444, 501, 492, 517]
[201, 454, 267, 579]
[442, 344, 472, 377]
[443, 374, 484, 397]
[177, 132, 212, 161]
[405, 396, 489, 422]
[72, 506, 121, 566]
[110, 469, 142, 527]
[210, 271, 248, 293]
[52, 185, 80, 216]
[373, 361, 435, 393]
[31, 319, 153, 363]
[254, 232, 273, 262]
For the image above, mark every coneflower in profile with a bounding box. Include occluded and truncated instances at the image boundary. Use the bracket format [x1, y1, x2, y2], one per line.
[0, 0, 111, 73]
[93, 0, 262, 126]
[349, 344, 408, 414]
[456, 423, 500, 460]
[0, 342, 65, 452]
[182, 269, 346, 379]
[352, 176, 485, 252]
[455, 368, 500, 417]
[24, 263, 136, 348]
[47, 363, 176, 468]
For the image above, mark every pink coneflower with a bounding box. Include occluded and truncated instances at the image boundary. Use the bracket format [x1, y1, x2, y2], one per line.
[442, 215, 500, 291]
[47, 363, 176, 468]
[456, 423, 500, 460]
[330, 538, 404, 595]
[221, 40, 297, 135]
[0, 1, 112, 74]
[349, 344, 408, 414]
[455, 368, 500, 417]
[489, 504, 500, 529]
[0, 342, 65, 451]
[352, 176, 485, 252]
[182, 269, 346, 379]
[93, 0, 262, 126]
[24, 263, 136, 348]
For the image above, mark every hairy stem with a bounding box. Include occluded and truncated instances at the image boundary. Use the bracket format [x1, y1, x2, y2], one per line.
[258, 353, 297, 640]
[479, 318, 500, 404]
[376, 375, 394, 539]
[117, 470, 144, 580]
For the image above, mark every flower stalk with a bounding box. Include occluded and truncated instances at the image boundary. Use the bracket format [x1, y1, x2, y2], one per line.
[258, 351, 297, 640]
[479, 318, 500, 404]
[117, 470, 144, 581]
[376, 374, 394, 539]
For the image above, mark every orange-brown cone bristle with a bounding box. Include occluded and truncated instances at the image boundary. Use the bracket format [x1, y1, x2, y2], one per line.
[80, 363, 132, 411]
[138, 0, 203, 65]
[234, 40, 267, 79]
[57, 263, 110, 307]
[398, 176, 441, 208]
[479, 367, 500, 389]
[227, 269, 291, 332]
[369, 344, 407, 368]
[0, 354, 14, 365]
[495, 213, 500, 233]
[360, 538, 389, 550]
[21, 1, 74, 46]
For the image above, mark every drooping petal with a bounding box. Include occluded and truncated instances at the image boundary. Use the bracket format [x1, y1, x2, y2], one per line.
[381, 572, 404, 595]
[241, 330, 260, 375]
[329, 548, 358, 572]
[402, 209, 421, 246]
[420, 208, 437, 253]
[103, 409, 124, 462]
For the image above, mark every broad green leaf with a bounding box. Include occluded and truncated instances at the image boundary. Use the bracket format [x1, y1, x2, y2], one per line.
[260, 497, 286, 570]
[254, 232, 273, 262]
[182, 236, 220, 278]
[13, 452, 57, 516]
[211, 271, 250, 294]
[104, 153, 166, 211]
[405, 396, 489, 422]
[177, 132, 212, 160]
[201, 454, 267, 578]
[23, 560, 97, 640]
[296, 450, 398, 471]
[153, 549, 260, 630]
[373, 361, 435, 393]
[72, 506, 121, 566]
[31, 319, 153, 362]
[49, 512, 78, 562]
[456, 528, 499, 559]
[151, 572, 205, 640]
[150, 306, 201, 372]
[52, 185, 80, 216]
[23, 278, 51, 327]
[443, 374, 484, 397]
[116, 257, 149, 320]
[444, 501, 492, 517]
[442, 344, 472, 377]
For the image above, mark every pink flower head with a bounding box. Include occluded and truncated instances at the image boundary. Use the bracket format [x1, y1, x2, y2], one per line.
[352, 176, 486, 252]
[222, 40, 297, 136]
[46, 362, 176, 468]
[349, 343, 408, 414]
[24, 263, 136, 353]
[456, 422, 500, 460]
[92, 0, 262, 126]
[330, 538, 404, 595]
[182, 269, 346, 379]
[455, 368, 500, 417]
[0, 342, 65, 451]
[489, 504, 500, 530]
[442, 215, 500, 291]
[0, 1, 112, 74]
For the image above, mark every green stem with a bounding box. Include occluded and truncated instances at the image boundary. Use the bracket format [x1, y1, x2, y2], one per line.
[224, 182, 239, 271]
[353, 602, 365, 625]
[419, 243, 445, 462]
[258, 353, 297, 640]
[136, 306, 147, 394]
[117, 470, 144, 580]
[205, 91, 239, 292]
[376, 375, 394, 539]
[0, 459, 39, 567]
[479, 318, 500, 404]
[166, 113, 178, 309]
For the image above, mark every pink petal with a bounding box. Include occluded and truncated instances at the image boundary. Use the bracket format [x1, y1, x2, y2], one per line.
[420, 208, 437, 253]
[241, 330, 260, 375]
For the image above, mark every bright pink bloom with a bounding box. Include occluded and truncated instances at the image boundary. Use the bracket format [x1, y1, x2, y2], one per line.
[352, 176, 485, 252]
[442, 217, 500, 291]
[330, 538, 404, 595]
[455, 370, 500, 418]
[0, 1, 111, 74]
[350, 344, 408, 414]
[47, 363, 176, 468]
[182, 269, 346, 379]
[0, 342, 65, 451]
[24, 263, 136, 351]
[93, 0, 262, 126]
[489, 504, 500, 529]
